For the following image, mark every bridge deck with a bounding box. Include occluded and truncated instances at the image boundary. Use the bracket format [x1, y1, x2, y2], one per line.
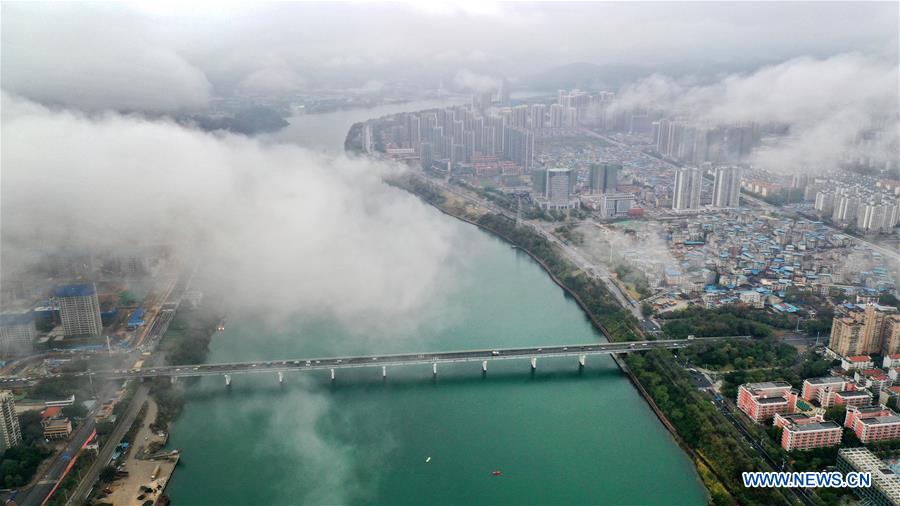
[33, 337, 740, 381]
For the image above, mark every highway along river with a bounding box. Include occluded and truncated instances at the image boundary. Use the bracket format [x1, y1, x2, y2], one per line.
[165, 100, 706, 505]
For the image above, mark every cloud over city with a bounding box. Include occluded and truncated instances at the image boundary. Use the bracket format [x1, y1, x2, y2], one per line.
[611, 54, 900, 173]
[0, 93, 460, 330]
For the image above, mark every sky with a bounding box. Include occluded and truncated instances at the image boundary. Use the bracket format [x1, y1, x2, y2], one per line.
[2, 2, 897, 111]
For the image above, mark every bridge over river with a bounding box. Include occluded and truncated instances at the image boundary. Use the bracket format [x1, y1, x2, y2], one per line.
[19, 336, 745, 386]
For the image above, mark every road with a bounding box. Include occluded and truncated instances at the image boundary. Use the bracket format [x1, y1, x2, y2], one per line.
[15, 382, 118, 506]
[711, 395, 815, 506]
[64, 386, 150, 506]
[15, 264, 196, 506]
[426, 174, 649, 326]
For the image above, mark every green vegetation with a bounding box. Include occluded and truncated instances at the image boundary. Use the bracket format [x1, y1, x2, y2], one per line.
[720, 349, 836, 400]
[554, 223, 584, 246]
[44, 451, 96, 506]
[614, 264, 651, 299]
[681, 337, 797, 371]
[147, 304, 220, 432]
[658, 306, 797, 338]
[387, 174, 445, 206]
[150, 377, 185, 431]
[99, 465, 117, 483]
[160, 308, 219, 366]
[880, 292, 900, 308]
[30, 376, 91, 399]
[0, 445, 51, 488]
[118, 290, 135, 306]
[627, 350, 790, 505]
[743, 187, 804, 206]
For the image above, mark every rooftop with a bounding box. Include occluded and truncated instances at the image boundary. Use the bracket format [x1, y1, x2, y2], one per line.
[791, 421, 841, 432]
[805, 376, 847, 385]
[758, 396, 790, 405]
[745, 381, 792, 390]
[0, 312, 34, 326]
[54, 283, 97, 298]
[861, 415, 900, 426]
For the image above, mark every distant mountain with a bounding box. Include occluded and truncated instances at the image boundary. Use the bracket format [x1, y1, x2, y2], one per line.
[186, 106, 289, 136]
[523, 62, 652, 92]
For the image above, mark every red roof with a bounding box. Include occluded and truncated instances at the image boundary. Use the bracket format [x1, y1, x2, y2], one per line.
[890, 354, 900, 359]
[848, 356, 872, 362]
[42, 406, 61, 419]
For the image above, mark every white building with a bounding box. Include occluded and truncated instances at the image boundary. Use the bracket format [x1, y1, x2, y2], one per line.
[0, 391, 22, 452]
[541, 168, 579, 210]
[56, 283, 103, 337]
[712, 166, 742, 208]
[599, 193, 635, 218]
[672, 167, 702, 210]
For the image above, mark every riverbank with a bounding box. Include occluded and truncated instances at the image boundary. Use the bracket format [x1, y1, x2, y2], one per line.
[387, 170, 792, 505]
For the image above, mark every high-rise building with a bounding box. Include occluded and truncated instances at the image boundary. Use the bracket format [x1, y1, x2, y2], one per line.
[532, 169, 547, 196]
[589, 163, 620, 194]
[0, 312, 36, 356]
[0, 391, 21, 452]
[545, 168, 576, 208]
[498, 78, 510, 107]
[503, 127, 534, 170]
[530, 104, 546, 131]
[711, 166, 742, 207]
[815, 191, 835, 215]
[857, 201, 899, 233]
[832, 192, 861, 223]
[56, 283, 103, 337]
[549, 104, 564, 129]
[882, 316, 900, 356]
[672, 167, 702, 210]
[829, 304, 899, 357]
[420, 142, 433, 170]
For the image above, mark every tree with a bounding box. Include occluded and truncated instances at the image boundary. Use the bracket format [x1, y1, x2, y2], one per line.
[62, 403, 88, 420]
[99, 465, 118, 483]
[824, 405, 847, 425]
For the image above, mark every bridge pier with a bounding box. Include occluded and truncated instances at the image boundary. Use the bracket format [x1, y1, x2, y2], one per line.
[224, 374, 231, 387]
[579, 355, 586, 367]
[482, 361, 488, 373]
[330, 368, 335, 381]
[278, 371, 284, 384]
[171, 376, 178, 385]
[382, 366, 387, 378]
[432, 362, 437, 376]
[531, 357, 537, 370]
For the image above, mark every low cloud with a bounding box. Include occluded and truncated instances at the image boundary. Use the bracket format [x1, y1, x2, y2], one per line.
[611, 54, 899, 173]
[453, 69, 501, 93]
[1, 3, 211, 112]
[0, 93, 459, 331]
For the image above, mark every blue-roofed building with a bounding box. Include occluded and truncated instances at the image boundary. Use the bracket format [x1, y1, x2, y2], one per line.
[127, 308, 145, 330]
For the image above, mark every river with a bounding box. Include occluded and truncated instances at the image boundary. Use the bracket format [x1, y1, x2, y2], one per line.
[165, 99, 707, 505]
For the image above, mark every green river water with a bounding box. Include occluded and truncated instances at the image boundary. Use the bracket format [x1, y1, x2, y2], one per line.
[165, 100, 706, 505]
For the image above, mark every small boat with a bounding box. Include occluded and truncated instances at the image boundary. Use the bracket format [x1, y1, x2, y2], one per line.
[425, 457, 431, 463]
[491, 470, 502, 476]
